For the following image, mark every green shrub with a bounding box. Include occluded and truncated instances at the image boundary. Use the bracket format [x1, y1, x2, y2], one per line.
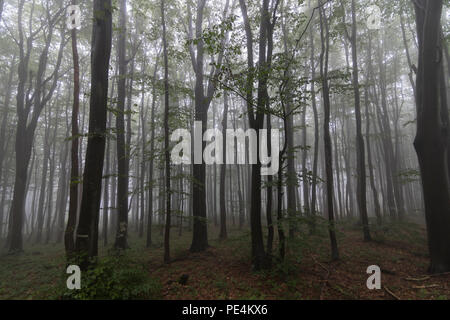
[61, 253, 161, 300]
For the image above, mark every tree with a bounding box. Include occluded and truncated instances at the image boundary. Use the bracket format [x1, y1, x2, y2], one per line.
[342, 0, 371, 241]
[364, 33, 382, 225]
[65, 0, 80, 259]
[7, 1, 64, 253]
[309, 9, 319, 233]
[74, 0, 112, 269]
[161, 0, 171, 263]
[319, 1, 339, 261]
[147, 55, 160, 248]
[0, 56, 16, 240]
[219, 91, 229, 240]
[114, 0, 129, 250]
[187, 0, 230, 253]
[413, 0, 450, 274]
[188, 0, 210, 252]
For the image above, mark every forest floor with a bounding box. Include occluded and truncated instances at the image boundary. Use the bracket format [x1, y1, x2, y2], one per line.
[0, 216, 449, 300]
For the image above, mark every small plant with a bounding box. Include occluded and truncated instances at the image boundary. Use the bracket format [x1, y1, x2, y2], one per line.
[60, 253, 161, 300]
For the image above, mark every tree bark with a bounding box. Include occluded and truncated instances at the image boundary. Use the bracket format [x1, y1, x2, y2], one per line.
[349, 0, 371, 241]
[219, 92, 229, 240]
[114, 0, 129, 250]
[161, 0, 171, 263]
[74, 0, 112, 269]
[413, 0, 450, 273]
[319, 2, 339, 261]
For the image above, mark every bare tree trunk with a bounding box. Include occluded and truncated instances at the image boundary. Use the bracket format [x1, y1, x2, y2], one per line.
[349, 0, 371, 241]
[65, 0, 81, 258]
[74, 0, 112, 269]
[56, 121, 69, 243]
[309, 16, 318, 232]
[319, 2, 339, 261]
[413, 0, 450, 273]
[219, 92, 229, 240]
[138, 59, 147, 239]
[161, 0, 171, 263]
[266, 114, 274, 257]
[147, 59, 159, 248]
[45, 99, 61, 243]
[102, 111, 112, 246]
[114, 0, 129, 250]
[365, 35, 382, 225]
[189, 0, 209, 252]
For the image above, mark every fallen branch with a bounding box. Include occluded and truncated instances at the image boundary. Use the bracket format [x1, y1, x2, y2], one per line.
[405, 271, 450, 281]
[405, 276, 430, 281]
[428, 271, 450, 277]
[311, 255, 330, 274]
[412, 284, 439, 289]
[383, 286, 400, 300]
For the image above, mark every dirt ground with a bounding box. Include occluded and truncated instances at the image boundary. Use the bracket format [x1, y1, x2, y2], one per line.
[1, 219, 449, 300]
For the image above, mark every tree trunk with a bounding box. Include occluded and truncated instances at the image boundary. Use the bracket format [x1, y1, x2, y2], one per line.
[309, 15, 318, 232]
[319, 2, 339, 261]
[147, 59, 159, 248]
[161, 0, 171, 264]
[364, 35, 382, 225]
[219, 92, 229, 240]
[114, 0, 129, 250]
[74, 0, 112, 269]
[413, 0, 450, 273]
[349, 0, 371, 241]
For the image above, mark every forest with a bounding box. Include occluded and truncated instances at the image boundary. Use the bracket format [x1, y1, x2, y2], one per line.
[0, 0, 449, 300]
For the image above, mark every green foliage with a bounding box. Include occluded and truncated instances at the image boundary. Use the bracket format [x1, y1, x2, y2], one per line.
[371, 220, 426, 246]
[60, 253, 161, 300]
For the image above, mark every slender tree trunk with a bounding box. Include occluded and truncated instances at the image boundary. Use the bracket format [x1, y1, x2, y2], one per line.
[161, 0, 171, 264]
[266, 114, 274, 257]
[114, 0, 129, 250]
[319, 2, 339, 261]
[138, 61, 147, 238]
[309, 17, 318, 232]
[147, 60, 159, 248]
[102, 111, 112, 246]
[66, 0, 81, 259]
[36, 109, 51, 243]
[364, 35, 382, 225]
[349, 0, 371, 241]
[219, 92, 229, 240]
[56, 124, 69, 243]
